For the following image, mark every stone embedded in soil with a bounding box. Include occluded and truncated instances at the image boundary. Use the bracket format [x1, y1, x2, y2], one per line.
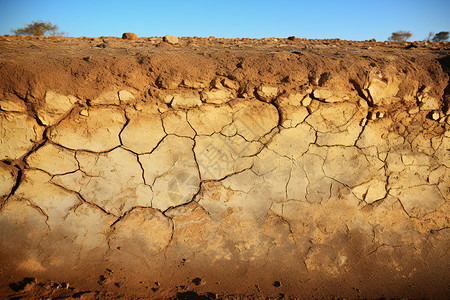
[118, 90, 135, 102]
[202, 88, 234, 104]
[313, 89, 333, 100]
[256, 85, 278, 102]
[91, 90, 120, 105]
[222, 78, 239, 90]
[367, 77, 400, 106]
[419, 95, 440, 110]
[170, 93, 202, 109]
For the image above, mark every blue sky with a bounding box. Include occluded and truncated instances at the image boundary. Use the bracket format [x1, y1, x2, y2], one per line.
[0, 0, 449, 41]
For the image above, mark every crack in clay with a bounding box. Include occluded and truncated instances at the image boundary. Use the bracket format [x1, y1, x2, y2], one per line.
[118, 108, 130, 146]
[50, 180, 115, 217]
[3, 164, 22, 205]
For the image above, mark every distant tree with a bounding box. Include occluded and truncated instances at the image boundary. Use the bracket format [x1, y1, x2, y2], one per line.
[388, 30, 412, 42]
[432, 31, 449, 42]
[424, 32, 434, 42]
[11, 20, 66, 36]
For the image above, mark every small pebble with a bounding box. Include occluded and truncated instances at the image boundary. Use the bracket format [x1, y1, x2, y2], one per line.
[431, 111, 439, 120]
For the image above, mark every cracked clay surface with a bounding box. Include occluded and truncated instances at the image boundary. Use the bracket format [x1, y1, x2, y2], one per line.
[0, 36, 449, 299]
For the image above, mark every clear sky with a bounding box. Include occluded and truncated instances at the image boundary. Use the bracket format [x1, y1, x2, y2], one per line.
[0, 0, 449, 41]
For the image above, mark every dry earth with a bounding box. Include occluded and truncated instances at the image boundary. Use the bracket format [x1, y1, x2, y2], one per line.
[0, 35, 449, 299]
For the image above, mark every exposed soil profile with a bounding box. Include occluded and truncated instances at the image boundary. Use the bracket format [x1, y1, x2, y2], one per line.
[0, 35, 449, 299]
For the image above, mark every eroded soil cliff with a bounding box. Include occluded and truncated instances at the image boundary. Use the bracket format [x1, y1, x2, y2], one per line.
[0, 36, 449, 299]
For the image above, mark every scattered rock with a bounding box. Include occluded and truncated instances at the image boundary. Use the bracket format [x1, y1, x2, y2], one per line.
[163, 35, 179, 45]
[222, 78, 239, 90]
[408, 107, 420, 114]
[376, 111, 384, 118]
[367, 77, 400, 106]
[313, 89, 345, 102]
[431, 111, 440, 120]
[419, 95, 440, 110]
[122, 32, 138, 40]
[312, 89, 330, 99]
[171, 93, 202, 109]
[91, 90, 120, 105]
[118, 90, 135, 102]
[183, 79, 207, 89]
[256, 85, 278, 102]
[202, 88, 234, 104]
[368, 111, 377, 120]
